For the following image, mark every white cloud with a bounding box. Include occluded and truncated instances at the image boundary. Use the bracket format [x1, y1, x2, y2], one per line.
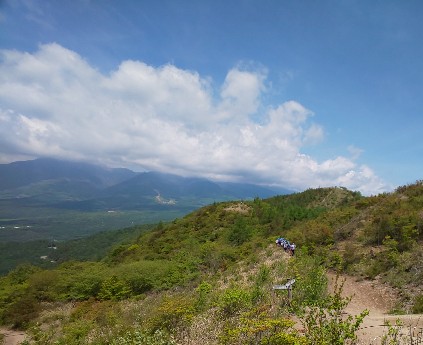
[347, 145, 364, 160]
[219, 68, 266, 121]
[0, 43, 389, 195]
[304, 124, 324, 145]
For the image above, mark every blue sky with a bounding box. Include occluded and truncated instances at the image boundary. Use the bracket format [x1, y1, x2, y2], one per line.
[0, 0, 422, 195]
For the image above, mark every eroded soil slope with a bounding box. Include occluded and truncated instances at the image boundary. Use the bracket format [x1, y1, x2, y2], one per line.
[328, 272, 423, 344]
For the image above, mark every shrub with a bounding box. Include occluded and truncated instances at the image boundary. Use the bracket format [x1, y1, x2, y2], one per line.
[55, 262, 106, 300]
[150, 294, 195, 333]
[300, 275, 369, 345]
[287, 254, 328, 307]
[219, 287, 251, 316]
[412, 294, 423, 314]
[115, 260, 187, 292]
[195, 281, 212, 311]
[255, 265, 271, 286]
[220, 308, 303, 345]
[7, 264, 40, 285]
[3, 293, 40, 329]
[60, 319, 93, 345]
[111, 329, 176, 345]
[98, 275, 132, 301]
[28, 270, 60, 301]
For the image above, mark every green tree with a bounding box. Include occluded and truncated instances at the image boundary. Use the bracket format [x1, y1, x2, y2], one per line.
[228, 217, 252, 246]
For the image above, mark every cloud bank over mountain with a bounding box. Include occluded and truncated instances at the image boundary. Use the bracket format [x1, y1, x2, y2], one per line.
[0, 44, 388, 195]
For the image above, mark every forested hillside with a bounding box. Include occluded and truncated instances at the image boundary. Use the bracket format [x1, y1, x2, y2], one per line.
[1, 182, 423, 344]
[0, 225, 155, 275]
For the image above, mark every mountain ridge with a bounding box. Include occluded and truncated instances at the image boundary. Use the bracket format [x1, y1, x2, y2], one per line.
[0, 158, 292, 241]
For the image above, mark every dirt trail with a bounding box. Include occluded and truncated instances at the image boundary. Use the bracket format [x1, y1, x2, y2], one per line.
[328, 272, 423, 344]
[0, 328, 26, 345]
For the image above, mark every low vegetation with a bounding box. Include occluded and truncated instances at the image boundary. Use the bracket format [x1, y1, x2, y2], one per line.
[0, 224, 156, 275]
[0, 182, 422, 344]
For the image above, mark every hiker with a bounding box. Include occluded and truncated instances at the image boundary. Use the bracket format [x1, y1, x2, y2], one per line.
[283, 239, 290, 252]
[290, 243, 296, 256]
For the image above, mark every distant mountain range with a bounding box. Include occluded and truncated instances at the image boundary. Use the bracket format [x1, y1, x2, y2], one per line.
[0, 158, 292, 241]
[0, 158, 291, 208]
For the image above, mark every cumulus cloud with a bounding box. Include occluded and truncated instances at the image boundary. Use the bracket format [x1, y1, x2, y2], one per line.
[0, 43, 388, 195]
[218, 68, 265, 121]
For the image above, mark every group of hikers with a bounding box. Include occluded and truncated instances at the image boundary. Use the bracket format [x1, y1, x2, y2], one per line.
[275, 237, 296, 256]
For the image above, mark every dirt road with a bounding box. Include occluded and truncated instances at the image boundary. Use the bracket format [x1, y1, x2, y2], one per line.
[328, 272, 423, 344]
[0, 328, 26, 345]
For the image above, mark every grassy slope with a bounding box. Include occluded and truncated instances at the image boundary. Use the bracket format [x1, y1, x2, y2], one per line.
[1, 183, 423, 343]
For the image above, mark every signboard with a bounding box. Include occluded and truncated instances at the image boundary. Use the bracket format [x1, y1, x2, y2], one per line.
[273, 279, 296, 290]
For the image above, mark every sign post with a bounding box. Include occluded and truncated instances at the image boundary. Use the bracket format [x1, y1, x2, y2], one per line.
[273, 279, 296, 302]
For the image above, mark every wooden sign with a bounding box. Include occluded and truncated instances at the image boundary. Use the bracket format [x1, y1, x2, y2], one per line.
[273, 279, 296, 301]
[273, 279, 296, 290]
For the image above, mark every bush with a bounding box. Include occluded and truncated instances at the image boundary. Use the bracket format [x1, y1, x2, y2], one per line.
[117, 260, 189, 291]
[60, 319, 93, 345]
[255, 265, 271, 286]
[300, 274, 369, 345]
[219, 287, 251, 316]
[98, 275, 132, 301]
[55, 262, 106, 300]
[3, 293, 40, 329]
[412, 294, 423, 314]
[28, 270, 60, 301]
[150, 294, 195, 333]
[7, 264, 40, 285]
[111, 329, 176, 345]
[220, 308, 303, 345]
[287, 254, 328, 307]
[195, 281, 212, 311]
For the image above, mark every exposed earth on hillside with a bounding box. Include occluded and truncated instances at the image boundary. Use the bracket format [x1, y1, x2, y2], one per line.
[0, 327, 26, 345]
[327, 272, 423, 344]
[224, 202, 251, 214]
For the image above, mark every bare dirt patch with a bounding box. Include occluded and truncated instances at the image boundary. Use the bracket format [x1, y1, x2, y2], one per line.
[0, 328, 26, 345]
[224, 202, 251, 214]
[327, 272, 423, 344]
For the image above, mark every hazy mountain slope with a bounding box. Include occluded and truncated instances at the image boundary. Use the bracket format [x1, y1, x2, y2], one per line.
[0, 159, 293, 241]
[98, 172, 225, 199]
[0, 158, 136, 191]
[217, 181, 292, 199]
[0, 159, 292, 204]
[0, 179, 100, 202]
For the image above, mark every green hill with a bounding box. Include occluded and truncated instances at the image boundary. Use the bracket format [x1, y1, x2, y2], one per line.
[1, 183, 423, 344]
